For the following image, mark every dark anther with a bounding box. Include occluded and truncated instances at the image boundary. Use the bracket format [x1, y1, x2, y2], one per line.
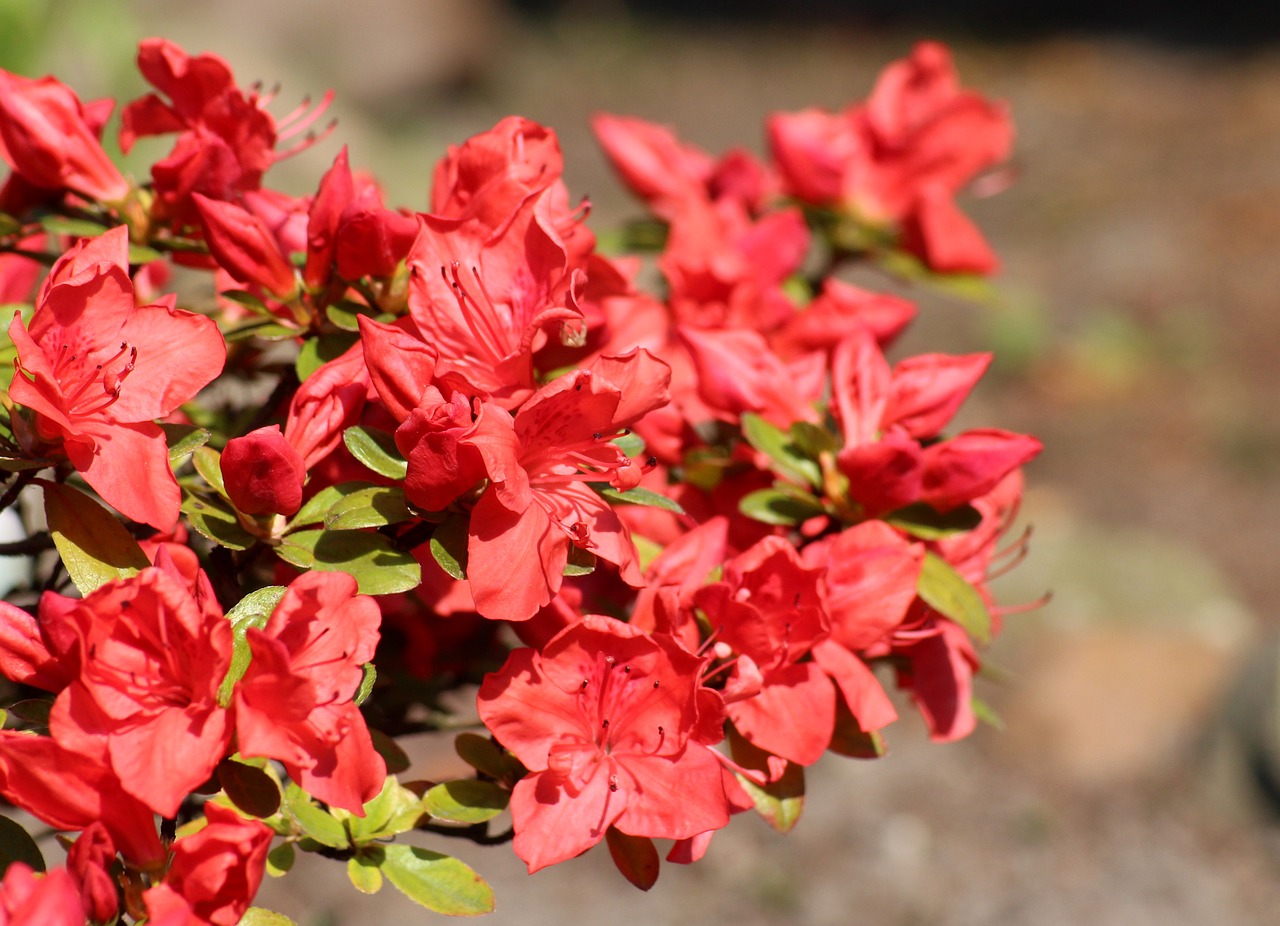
[608, 775, 619, 793]
[652, 680, 660, 689]
[601, 719, 610, 729]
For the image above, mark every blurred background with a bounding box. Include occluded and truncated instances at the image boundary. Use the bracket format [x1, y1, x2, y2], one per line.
[6, 0, 1280, 922]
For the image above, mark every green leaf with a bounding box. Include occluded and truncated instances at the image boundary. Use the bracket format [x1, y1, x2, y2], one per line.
[917, 551, 992, 645]
[41, 481, 149, 595]
[237, 908, 298, 926]
[423, 780, 509, 825]
[192, 446, 228, 497]
[277, 529, 420, 595]
[877, 250, 999, 305]
[7, 699, 50, 727]
[287, 481, 376, 530]
[224, 320, 300, 343]
[0, 814, 44, 875]
[284, 783, 348, 849]
[971, 696, 1006, 731]
[325, 300, 385, 332]
[162, 423, 211, 464]
[738, 485, 826, 527]
[729, 726, 805, 833]
[593, 484, 685, 514]
[218, 289, 273, 315]
[348, 777, 425, 842]
[354, 663, 376, 706]
[453, 733, 517, 782]
[324, 486, 414, 530]
[348, 854, 384, 894]
[218, 759, 282, 818]
[182, 493, 256, 551]
[379, 843, 495, 916]
[265, 842, 295, 878]
[827, 695, 887, 759]
[789, 420, 839, 458]
[740, 413, 822, 488]
[38, 215, 108, 238]
[428, 516, 469, 580]
[605, 827, 659, 891]
[217, 586, 287, 705]
[371, 728, 411, 775]
[563, 544, 596, 577]
[612, 431, 646, 457]
[0, 453, 49, 473]
[127, 244, 164, 265]
[886, 502, 983, 540]
[296, 330, 359, 382]
[343, 426, 407, 480]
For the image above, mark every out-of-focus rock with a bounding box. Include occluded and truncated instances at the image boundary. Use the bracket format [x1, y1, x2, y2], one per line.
[990, 489, 1256, 787]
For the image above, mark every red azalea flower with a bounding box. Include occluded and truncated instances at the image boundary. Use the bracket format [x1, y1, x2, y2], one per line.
[406, 188, 583, 407]
[7, 227, 225, 529]
[0, 864, 85, 926]
[143, 802, 273, 926]
[0, 70, 128, 205]
[463, 350, 671, 621]
[696, 536, 835, 766]
[45, 568, 233, 819]
[478, 615, 731, 873]
[0, 728, 166, 867]
[235, 571, 386, 812]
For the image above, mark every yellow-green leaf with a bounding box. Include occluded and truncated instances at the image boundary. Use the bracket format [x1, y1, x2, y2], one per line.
[41, 481, 149, 595]
[423, 780, 509, 825]
[379, 844, 494, 916]
[917, 551, 992, 645]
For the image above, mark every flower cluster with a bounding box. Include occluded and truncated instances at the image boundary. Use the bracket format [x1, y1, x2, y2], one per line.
[0, 37, 1038, 921]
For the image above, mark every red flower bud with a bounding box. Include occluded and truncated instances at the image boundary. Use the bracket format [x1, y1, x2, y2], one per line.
[220, 425, 305, 517]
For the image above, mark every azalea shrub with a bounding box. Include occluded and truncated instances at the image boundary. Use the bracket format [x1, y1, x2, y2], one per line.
[0, 37, 1040, 924]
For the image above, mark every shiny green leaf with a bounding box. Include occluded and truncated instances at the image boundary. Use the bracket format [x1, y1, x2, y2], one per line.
[265, 842, 295, 878]
[738, 485, 826, 526]
[423, 780, 509, 825]
[217, 585, 287, 705]
[918, 551, 992, 645]
[729, 726, 805, 833]
[218, 759, 282, 818]
[182, 493, 256, 551]
[348, 854, 384, 894]
[379, 844, 494, 915]
[593, 484, 684, 514]
[429, 516, 469, 580]
[42, 481, 149, 595]
[0, 814, 43, 875]
[288, 481, 376, 530]
[296, 330, 358, 382]
[237, 908, 298, 926]
[192, 446, 228, 497]
[324, 486, 413, 531]
[453, 733, 518, 782]
[886, 502, 983, 540]
[343, 426, 407, 480]
[348, 777, 424, 842]
[277, 529, 420, 595]
[284, 783, 348, 849]
[740, 413, 821, 488]
[605, 827, 658, 891]
[162, 423, 211, 464]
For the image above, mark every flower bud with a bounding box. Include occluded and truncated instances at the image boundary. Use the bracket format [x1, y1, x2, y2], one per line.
[220, 425, 305, 517]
